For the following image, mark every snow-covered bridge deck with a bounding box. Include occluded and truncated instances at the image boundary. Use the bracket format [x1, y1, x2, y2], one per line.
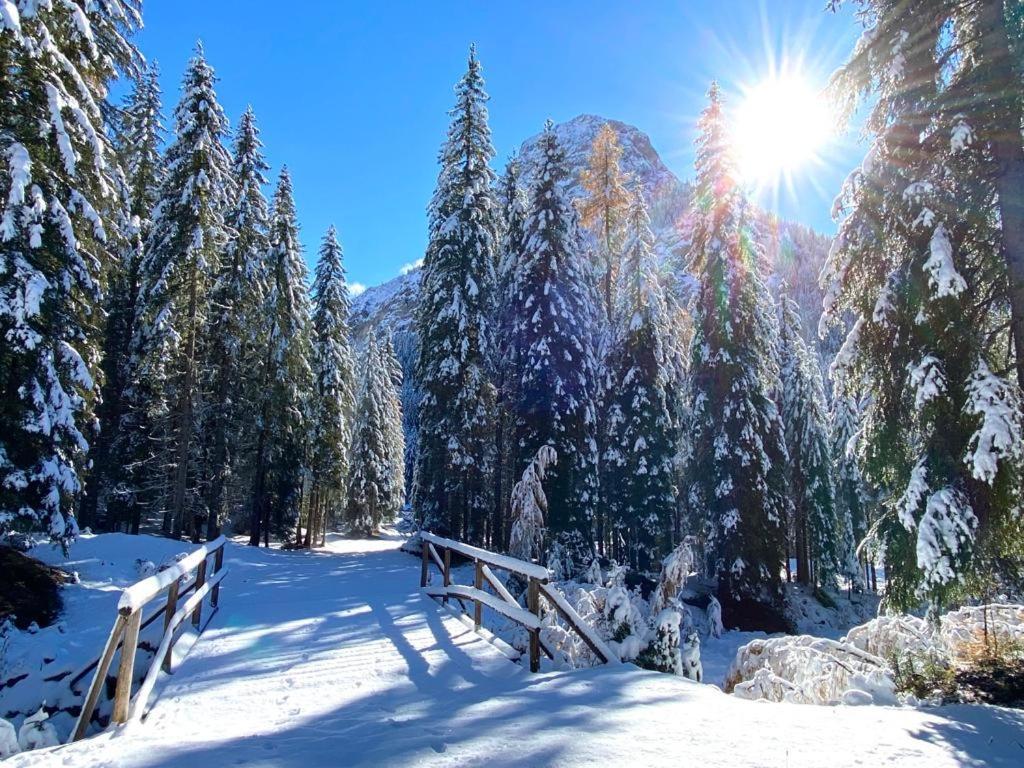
[10, 534, 1024, 767]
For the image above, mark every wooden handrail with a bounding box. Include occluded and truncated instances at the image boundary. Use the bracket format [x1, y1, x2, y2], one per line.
[70, 537, 228, 742]
[417, 532, 615, 672]
[419, 532, 550, 580]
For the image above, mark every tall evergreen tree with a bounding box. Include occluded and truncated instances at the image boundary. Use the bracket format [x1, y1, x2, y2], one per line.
[0, 0, 140, 546]
[306, 225, 356, 547]
[509, 120, 601, 571]
[830, 390, 869, 588]
[778, 292, 842, 588]
[413, 45, 498, 544]
[601, 185, 677, 573]
[347, 335, 404, 535]
[380, 333, 407, 515]
[201, 107, 269, 540]
[685, 85, 789, 623]
[249, 168, 313, 546]
[81, 62, 164, 533]
[491, 154, 530, 550]
[133, 45, 234, 541]
[825, 2, 1024, 609]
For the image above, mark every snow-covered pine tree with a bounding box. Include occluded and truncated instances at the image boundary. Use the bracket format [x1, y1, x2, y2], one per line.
[346, 335, 404, 535]
[778, 291, 842, 588]
[491, 154, 530, 550]
[249, 168, 313, 546]
[413, 45, 498, 544]
[830, 391, 869, 589]
[132, 45, 234, 542]
[684, 84, 789, 625]
[576, 122, 631, 327]
[305, 225, 356, 547]
[601, 184, 677, 573]
[0, 1, 140, 546]
[81, 62, 164, 534]
[829, 0, 1024, 390]
[379, 332, 406, 518]
[509, 120, 601, 573]
[825, 5, 1024, 609]
[202, 106, 271, 540]
[391, 331, 421, 506]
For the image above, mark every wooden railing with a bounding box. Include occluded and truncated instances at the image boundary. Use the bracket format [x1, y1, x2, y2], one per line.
[70, 536, 228, 742]
[418, 532, 617, 672]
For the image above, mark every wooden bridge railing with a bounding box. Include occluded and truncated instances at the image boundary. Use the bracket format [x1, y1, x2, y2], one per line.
[70, 536, 228, 742]
[418, 531, 617, 672]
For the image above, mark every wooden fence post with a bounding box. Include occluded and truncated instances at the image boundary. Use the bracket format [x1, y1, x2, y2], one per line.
[191, 557, 208, 628]
[420, 540, 430, 587]
[474, 560, 483, 629]
[211, 545, 225, 609]
[442, 547, 451, 606]
[527, 577, 540, 673]
[112, 609, 142, 724]
[162, 579, 180, 672]
[71, 615, 127, 740]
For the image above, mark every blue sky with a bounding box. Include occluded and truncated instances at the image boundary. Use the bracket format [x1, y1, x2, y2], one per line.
[135, 1, 865, 292]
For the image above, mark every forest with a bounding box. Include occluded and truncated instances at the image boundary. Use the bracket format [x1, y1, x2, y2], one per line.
[2, 0, 1024, 632]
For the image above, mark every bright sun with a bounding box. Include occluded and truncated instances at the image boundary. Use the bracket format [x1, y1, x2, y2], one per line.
[733, 75, 834, 187]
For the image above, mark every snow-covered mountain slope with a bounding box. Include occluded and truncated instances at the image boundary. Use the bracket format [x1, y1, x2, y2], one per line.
[350, 114, 830, 349]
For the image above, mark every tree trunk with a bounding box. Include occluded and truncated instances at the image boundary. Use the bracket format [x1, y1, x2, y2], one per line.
[170, 275, 200, 540]
[249, 421, 267, 547]
[975, 0, 1024, 388]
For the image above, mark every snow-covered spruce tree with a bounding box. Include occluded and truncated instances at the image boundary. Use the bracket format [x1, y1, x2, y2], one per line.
[830, 390, 870, 588]
[684, 85, 789, 626]
[601, 184, 677, 573]
[413, 45, 498, 544]
[778, 291, 842, 588]
[824, 4, 1024, 610]
[380, 332, 407, 516]
[346, 335, 404, 535]
[576, 122, 631, 328]
[491, 153, 530, 550]
[508, 445, 556, 564]
[304, 225, 356, 547]
[391, 330, 421, 506]
[0, 2, 140, 546]
[249, 168, 313, 546]
[133, 45, 234, 541]
[827, 0, 1024, 389]
[201, 106, 271, 541]
[81, 62, 164, 534]
[508, 120, 601, 573]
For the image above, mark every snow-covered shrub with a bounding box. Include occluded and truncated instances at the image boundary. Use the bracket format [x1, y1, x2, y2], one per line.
[707, 595, 723, 638]
[0, 718, 19, 758]
[843, 614, 935, 659]
[650, 540, 694, 614]
[725, 634, 895, 705]
[17, 707, 59, 751]
[604, 583, 647, 661]
[134, 559, 156, 578]
[638, 608, 682, 674]
[509, 446, 556, 564]
[680, 630, 702, 681]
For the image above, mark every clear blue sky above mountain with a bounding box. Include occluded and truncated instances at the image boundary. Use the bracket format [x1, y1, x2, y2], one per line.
[136, 1, 863, 291]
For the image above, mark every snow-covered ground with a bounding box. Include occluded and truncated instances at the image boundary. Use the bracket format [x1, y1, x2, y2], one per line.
[5, 533, 1024, 767]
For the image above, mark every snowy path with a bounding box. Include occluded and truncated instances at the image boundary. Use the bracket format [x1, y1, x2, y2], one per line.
[9, 534, 1024, 767]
